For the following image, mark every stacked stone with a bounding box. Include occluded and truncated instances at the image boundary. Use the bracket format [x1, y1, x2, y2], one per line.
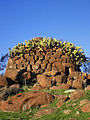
[4, 45, 74, 85]
[4, 38, 90, 89]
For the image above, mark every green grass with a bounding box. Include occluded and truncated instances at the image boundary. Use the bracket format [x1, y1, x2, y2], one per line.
[0, 111, 30, 120]
[0, 89, 90, 120]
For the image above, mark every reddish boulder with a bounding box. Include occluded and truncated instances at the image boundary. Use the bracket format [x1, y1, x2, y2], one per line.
[5, 68, 31, 85]
[54, 74, 66, 83]
[80, 99, 90, 107]
[85, 85, 90, 90]
[0, 91, 54, 112]
[55, 95, 69, 102]
[35, 108, 55, 117]
[4, 69, 19, 82]
[73, 79, 83, 89]
[0, 85, 22, 101]
[56, 101, 64, 108]
[81, 103, 90, 112]
[20, 72, 31, 82]
[0, 75, 8, 87]
[50, 83, 70, 90]
[55, 94, 69, 108]
[70, 90, 85, 100]
[67, 72, 80, 80]
[37, 74, 52, 87]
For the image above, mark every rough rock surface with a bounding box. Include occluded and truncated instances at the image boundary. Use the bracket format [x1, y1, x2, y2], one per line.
[37, 74, 52, 88]
[70, 90, 85, 100]
[35, 108, 55, 117]
[80, 99, 90, 106]
[54, 95, 69, 102]
[50, 83, 70, 90]
[81, 103, 90, 112]
[0, 84, 22, 101]
[0, 75, 15, 87]
[85, 85, 90, 90]
[55, 94, 69, 108]
[4, 38, 90, 89]
[0, 75, 8, 87]
[0, 91, 54, 112]
[3, 44, 79, 86]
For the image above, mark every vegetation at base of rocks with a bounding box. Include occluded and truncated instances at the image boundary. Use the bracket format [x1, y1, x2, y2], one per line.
[0, 89, 90, 120]
[9, 37, 87, 67]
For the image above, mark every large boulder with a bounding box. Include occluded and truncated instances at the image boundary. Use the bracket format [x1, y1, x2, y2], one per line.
[53, 74, 66, 84]
[0, 75, 8, 87]
[0, 84, 22, 101]
[0, 75, 14, 87]
[73, 78, 83, 89]
[37, 74, 52, 88]
[4, 69, 19, 83]
[4, 57, 30, 84]
[67, 72, 88, 89]
[0, 91, 54, 112]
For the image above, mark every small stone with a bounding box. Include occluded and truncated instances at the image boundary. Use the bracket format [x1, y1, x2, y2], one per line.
[40, 104, 49, 108]
[57, 101, 64, 108]
[63, 109, 71, 115]
[75, 111, 80, 116]
[35, 108, 55, 117]
[70, 90, 85, 100]
[54, 95, 69, 102]
[85, 85, 90, 90]
[80, 99, 90, 107]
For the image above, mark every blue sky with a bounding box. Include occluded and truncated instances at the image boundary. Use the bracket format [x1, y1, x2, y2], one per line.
[0, 0, 90, 58]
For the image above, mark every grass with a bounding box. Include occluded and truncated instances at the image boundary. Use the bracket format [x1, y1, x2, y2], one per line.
[0, 89, 90, 120]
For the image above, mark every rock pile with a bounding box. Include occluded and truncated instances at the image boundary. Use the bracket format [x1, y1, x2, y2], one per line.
[0, 37, 90, 113]
[2, 37, 89, 89]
